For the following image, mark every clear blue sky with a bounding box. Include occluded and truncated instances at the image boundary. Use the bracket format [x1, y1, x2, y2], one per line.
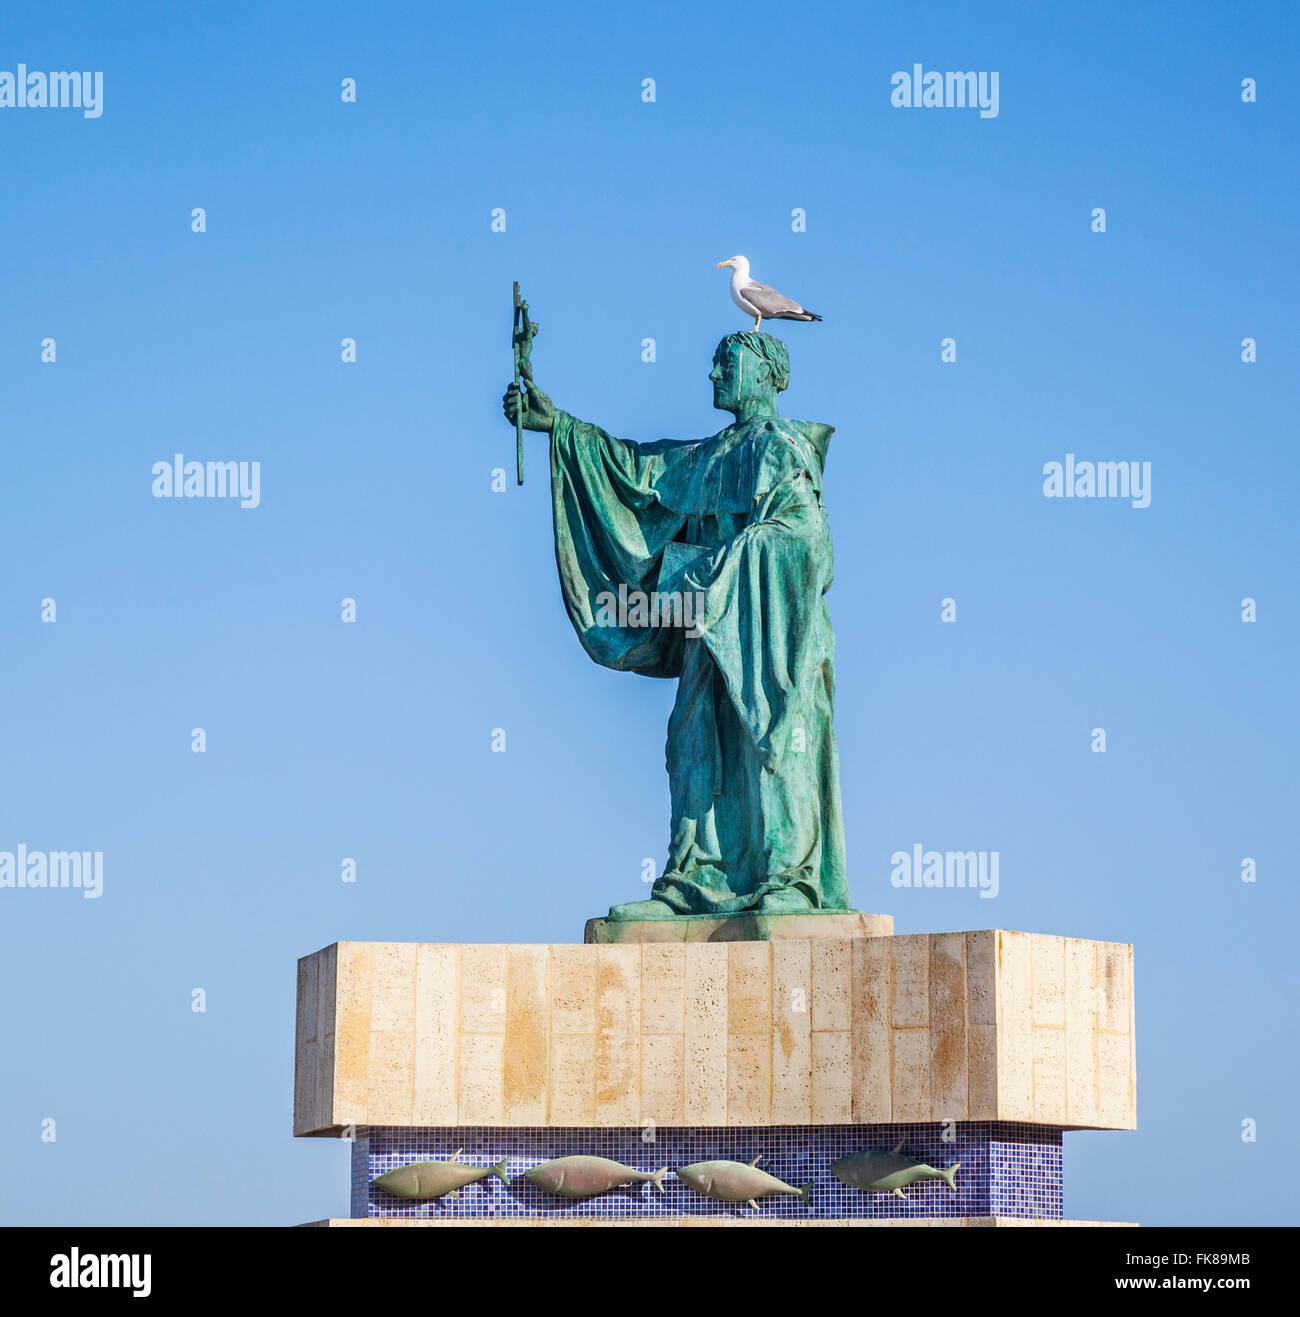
[0, 0, 1295, 1226]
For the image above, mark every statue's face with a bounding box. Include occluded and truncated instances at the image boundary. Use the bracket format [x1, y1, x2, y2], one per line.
[709, 341, 764, 413]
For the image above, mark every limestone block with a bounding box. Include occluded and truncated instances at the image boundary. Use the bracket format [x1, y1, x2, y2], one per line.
[503, 946, 549, 1124]
[412, 945, 458, 1124]
[549, 1033, 595, 1125]
[640, 1033, 685, 1126]
[850, 935, 891, 1121]
[928, 932, 967, 1122]
[293, 930, 1136, 1134]
[770, 940, 812, 1123]
[594, 946, 640, 1125]
[683, 942, 728, 1125]
[810, 1031, 852, 1123]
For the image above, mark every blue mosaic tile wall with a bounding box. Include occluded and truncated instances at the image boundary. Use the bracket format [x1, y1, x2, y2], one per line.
[350, 1134, 371, 1220]
[352, 1123, 1063, 1220]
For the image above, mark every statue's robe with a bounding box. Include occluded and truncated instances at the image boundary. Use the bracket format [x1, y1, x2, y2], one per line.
[550, 409, 850, 915]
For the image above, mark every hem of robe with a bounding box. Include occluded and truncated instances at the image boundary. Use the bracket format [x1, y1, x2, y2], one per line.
[645, 870, 851, 917]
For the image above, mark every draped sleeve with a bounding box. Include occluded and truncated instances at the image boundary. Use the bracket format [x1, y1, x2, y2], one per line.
[549, 411, 691, 678]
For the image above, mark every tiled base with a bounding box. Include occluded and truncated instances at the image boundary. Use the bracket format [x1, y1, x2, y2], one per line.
[307, 1217, 1136, 1228]
[352, 1123, 1063, 1222]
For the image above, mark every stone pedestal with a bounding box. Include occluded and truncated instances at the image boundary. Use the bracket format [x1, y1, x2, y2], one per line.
[294, 927, 1136, 1225]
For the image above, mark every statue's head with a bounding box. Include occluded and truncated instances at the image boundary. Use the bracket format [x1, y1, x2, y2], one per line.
[709, 332, 789, 418]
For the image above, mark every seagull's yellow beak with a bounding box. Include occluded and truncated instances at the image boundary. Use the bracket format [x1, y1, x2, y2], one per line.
[716, 260, 731, 268]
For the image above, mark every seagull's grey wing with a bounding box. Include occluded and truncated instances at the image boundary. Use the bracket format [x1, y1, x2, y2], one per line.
[742, 280, 806, 316]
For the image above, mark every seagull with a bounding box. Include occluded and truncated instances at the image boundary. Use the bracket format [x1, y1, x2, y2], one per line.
[716, 255, 822, 331]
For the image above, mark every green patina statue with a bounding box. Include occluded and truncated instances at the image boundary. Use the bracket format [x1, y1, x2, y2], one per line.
[503, 323, 852, 921]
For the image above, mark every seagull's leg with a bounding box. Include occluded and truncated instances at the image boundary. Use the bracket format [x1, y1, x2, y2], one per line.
[753, 315, 762, 331]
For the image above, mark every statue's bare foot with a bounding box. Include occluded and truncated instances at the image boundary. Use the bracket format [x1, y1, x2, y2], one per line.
[607, 898, 676, 920]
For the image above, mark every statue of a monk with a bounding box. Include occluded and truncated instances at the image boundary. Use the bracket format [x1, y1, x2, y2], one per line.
[503, 331, 852, 919]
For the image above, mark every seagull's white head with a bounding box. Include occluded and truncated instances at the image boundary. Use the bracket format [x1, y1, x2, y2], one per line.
[716, 255, 751, 278]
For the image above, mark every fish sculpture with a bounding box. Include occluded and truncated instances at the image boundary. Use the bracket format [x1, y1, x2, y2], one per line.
[830, 1141, 960, 1198]
[371, 1149, 509, 1201]
[675, 1155, 811, 1209]
[524, 1155, 667, 1199]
